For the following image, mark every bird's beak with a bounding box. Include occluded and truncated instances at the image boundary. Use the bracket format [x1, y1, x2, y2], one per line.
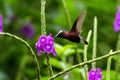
[54, 34, 58, 37]
[54, 32, 60, 37]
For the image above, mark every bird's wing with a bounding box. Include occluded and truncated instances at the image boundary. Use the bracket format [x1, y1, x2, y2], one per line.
[70, 10, 86, 34]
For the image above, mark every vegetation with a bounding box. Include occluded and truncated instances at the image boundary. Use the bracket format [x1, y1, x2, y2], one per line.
[0, 0, 120, 80]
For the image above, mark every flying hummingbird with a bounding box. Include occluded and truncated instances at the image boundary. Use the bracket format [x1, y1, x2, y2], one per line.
[55, 11, 88, 44]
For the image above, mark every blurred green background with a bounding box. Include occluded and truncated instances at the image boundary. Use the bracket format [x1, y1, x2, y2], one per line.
[0, 0, 120, 80]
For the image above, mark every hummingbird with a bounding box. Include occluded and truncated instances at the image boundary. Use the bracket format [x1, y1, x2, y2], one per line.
[55, 11, 88, 44]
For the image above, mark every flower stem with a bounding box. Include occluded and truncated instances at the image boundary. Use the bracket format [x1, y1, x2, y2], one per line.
[106, 50, 113, 80]
[46, 54, 54, 77]
[83, 30, 92, 80]
[48, 50, 120, 80]
[115, 33, 120, 80]
[61, 0, 71, 27]
[92, 16, 97, 69]
[41, 0, 46, 35]
[41, 0, 54, 78]
[0, 32, 41, 80]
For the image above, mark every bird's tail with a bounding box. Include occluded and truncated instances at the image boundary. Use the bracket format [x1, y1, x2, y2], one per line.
[81, 37, 88, 45]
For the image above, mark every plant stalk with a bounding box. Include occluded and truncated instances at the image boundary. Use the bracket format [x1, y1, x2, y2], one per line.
[106, 50, 113, 80]
[83, 30, 92, 80]
[92, 16, 97, 69]
[61, 0, 71, 27]
[0, 32, 41, 80]
[48, 50, 120, 80]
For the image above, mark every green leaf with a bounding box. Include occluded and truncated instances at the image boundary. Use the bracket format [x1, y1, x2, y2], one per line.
[102, 70, 120, 80]
[50, 58, 63, 69]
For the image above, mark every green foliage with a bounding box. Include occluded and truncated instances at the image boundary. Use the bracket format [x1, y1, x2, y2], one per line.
[0, 0, 120, 80]
[102, 70, 120, 80]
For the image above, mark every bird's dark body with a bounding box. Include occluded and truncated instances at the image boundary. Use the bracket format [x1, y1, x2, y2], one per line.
[58, 32, 80, 43]
[56, 11, 88, 44]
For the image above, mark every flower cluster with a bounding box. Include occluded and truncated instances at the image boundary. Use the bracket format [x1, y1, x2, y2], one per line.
[88, 68, 102, 80]
[114, 6, 120, 32]
[20, 22, 35, 39]
[0, 15, 3, 32]
[35, 34, 57, 56]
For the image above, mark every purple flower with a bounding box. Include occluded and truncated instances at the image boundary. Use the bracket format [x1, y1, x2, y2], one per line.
[20, 22, 35, 39]
[88, 68, 102, 80]
[39, 35, 47, 46]
[0, 15, 3, 32]
[46, 34, 54, 45]
[43, 43, 54, 53]
[35, 34, 57, 56]
[114, 6, 120, 32]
